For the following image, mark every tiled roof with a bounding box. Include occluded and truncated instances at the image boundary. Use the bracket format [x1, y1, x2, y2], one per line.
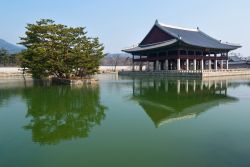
[123, 20, 241, 53]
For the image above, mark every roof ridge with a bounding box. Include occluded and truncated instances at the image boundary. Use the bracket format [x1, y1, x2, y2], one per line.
[156, 21, 198, 32]
[139, 39, 177, 47]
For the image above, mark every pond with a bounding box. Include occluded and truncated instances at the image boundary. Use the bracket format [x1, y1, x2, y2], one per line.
[0, 75, 250, 167]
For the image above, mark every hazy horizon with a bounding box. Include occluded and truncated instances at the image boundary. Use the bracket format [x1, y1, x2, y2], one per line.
[0, 0, 249, 56]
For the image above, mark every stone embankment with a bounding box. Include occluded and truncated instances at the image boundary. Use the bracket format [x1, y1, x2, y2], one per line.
[0, 67, 25, 77]
[119, 69, 250, 78]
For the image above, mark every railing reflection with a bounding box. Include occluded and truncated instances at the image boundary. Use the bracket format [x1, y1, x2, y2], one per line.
[131, 78, 238, 127]
[133, 79, 230, 96]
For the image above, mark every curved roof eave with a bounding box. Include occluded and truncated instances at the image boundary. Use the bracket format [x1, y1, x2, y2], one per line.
[180, 41, 242, 51]
[122, 39, 178, 53]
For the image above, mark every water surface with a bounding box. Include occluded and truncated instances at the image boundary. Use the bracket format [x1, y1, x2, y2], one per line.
[0, 75, 250, 167]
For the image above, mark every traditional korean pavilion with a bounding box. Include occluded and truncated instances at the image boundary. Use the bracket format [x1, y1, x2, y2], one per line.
[123, 20, 241, 72]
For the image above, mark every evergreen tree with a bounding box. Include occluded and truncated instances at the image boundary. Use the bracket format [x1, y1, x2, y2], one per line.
[19, 19, 104, 79]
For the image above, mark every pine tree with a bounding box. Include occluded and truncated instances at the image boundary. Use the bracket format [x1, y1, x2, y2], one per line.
[19, 19, 104, 79]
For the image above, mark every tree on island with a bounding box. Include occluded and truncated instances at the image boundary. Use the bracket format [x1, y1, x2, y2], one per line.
[19, 19, 104, 79]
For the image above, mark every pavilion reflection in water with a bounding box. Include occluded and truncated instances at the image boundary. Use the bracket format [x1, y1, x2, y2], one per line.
[131, 78, 238, 127]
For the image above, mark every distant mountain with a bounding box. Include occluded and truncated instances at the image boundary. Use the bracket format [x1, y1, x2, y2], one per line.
[0, 39, 24, 54]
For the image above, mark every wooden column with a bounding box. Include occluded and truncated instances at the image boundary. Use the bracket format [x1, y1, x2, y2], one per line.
[139, 55, 142, 71]
[193, 59, 197, 70]
[193, 51, 197, 70]
[213, 53, 217, 70]
[186, 59, 189, 71]
[156, 60, 159, 71]
[215, 59, 218, 70]
[177, 50, 181, 70]
[165, 59, 169, 70]
[201, 51, 204, 70]
[177, 59, 180, 70]
[220, 60, 224, 69]
[208, 60, 212, 70]
[201, 59, 204, 70]
[226, 52, 229, 70]
[132, 54, 135, 71]
[208, 53, 212, 70]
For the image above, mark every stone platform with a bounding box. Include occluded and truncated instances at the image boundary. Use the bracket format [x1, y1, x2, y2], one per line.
[118, 69, 250, 78]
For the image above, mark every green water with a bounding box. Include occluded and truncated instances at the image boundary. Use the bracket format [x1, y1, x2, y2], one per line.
[0, 75, 250, 167]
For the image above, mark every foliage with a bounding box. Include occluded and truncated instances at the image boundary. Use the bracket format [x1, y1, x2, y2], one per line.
[19, 19, 104, 79]
[0, 48, 16, 66]
[0, 48, 8, 57]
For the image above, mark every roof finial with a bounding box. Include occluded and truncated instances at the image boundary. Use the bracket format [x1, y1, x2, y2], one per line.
[155, 19, 159, 25]
[197, 27, 199, 30]
[178, 35, 182, 40]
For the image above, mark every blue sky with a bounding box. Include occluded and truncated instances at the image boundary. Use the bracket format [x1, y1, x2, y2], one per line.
[0, 0, 249, 56]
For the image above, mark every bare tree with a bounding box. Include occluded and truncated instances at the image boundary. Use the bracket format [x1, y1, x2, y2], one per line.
[110, 54, 121, 71]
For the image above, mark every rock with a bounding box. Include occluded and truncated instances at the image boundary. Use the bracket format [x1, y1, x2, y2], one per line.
[51, 77, 98, 85]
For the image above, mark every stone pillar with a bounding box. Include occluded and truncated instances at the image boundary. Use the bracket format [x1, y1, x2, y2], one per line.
[193, 59, 197, 70]
[165, 59, 169, 71]
[177, 58, 181, 71]
[201, 59, 204, 70]
[215, 59, 218, 70]
[156, 60, 159, 71]
[208, 59, 212, 70]
[220, 60, 224, 69]
[186, 59, 189, 70]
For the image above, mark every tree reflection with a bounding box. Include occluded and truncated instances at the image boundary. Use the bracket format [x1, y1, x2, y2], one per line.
[0, 79, 32, 106]
[22, 84, 106, 145]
